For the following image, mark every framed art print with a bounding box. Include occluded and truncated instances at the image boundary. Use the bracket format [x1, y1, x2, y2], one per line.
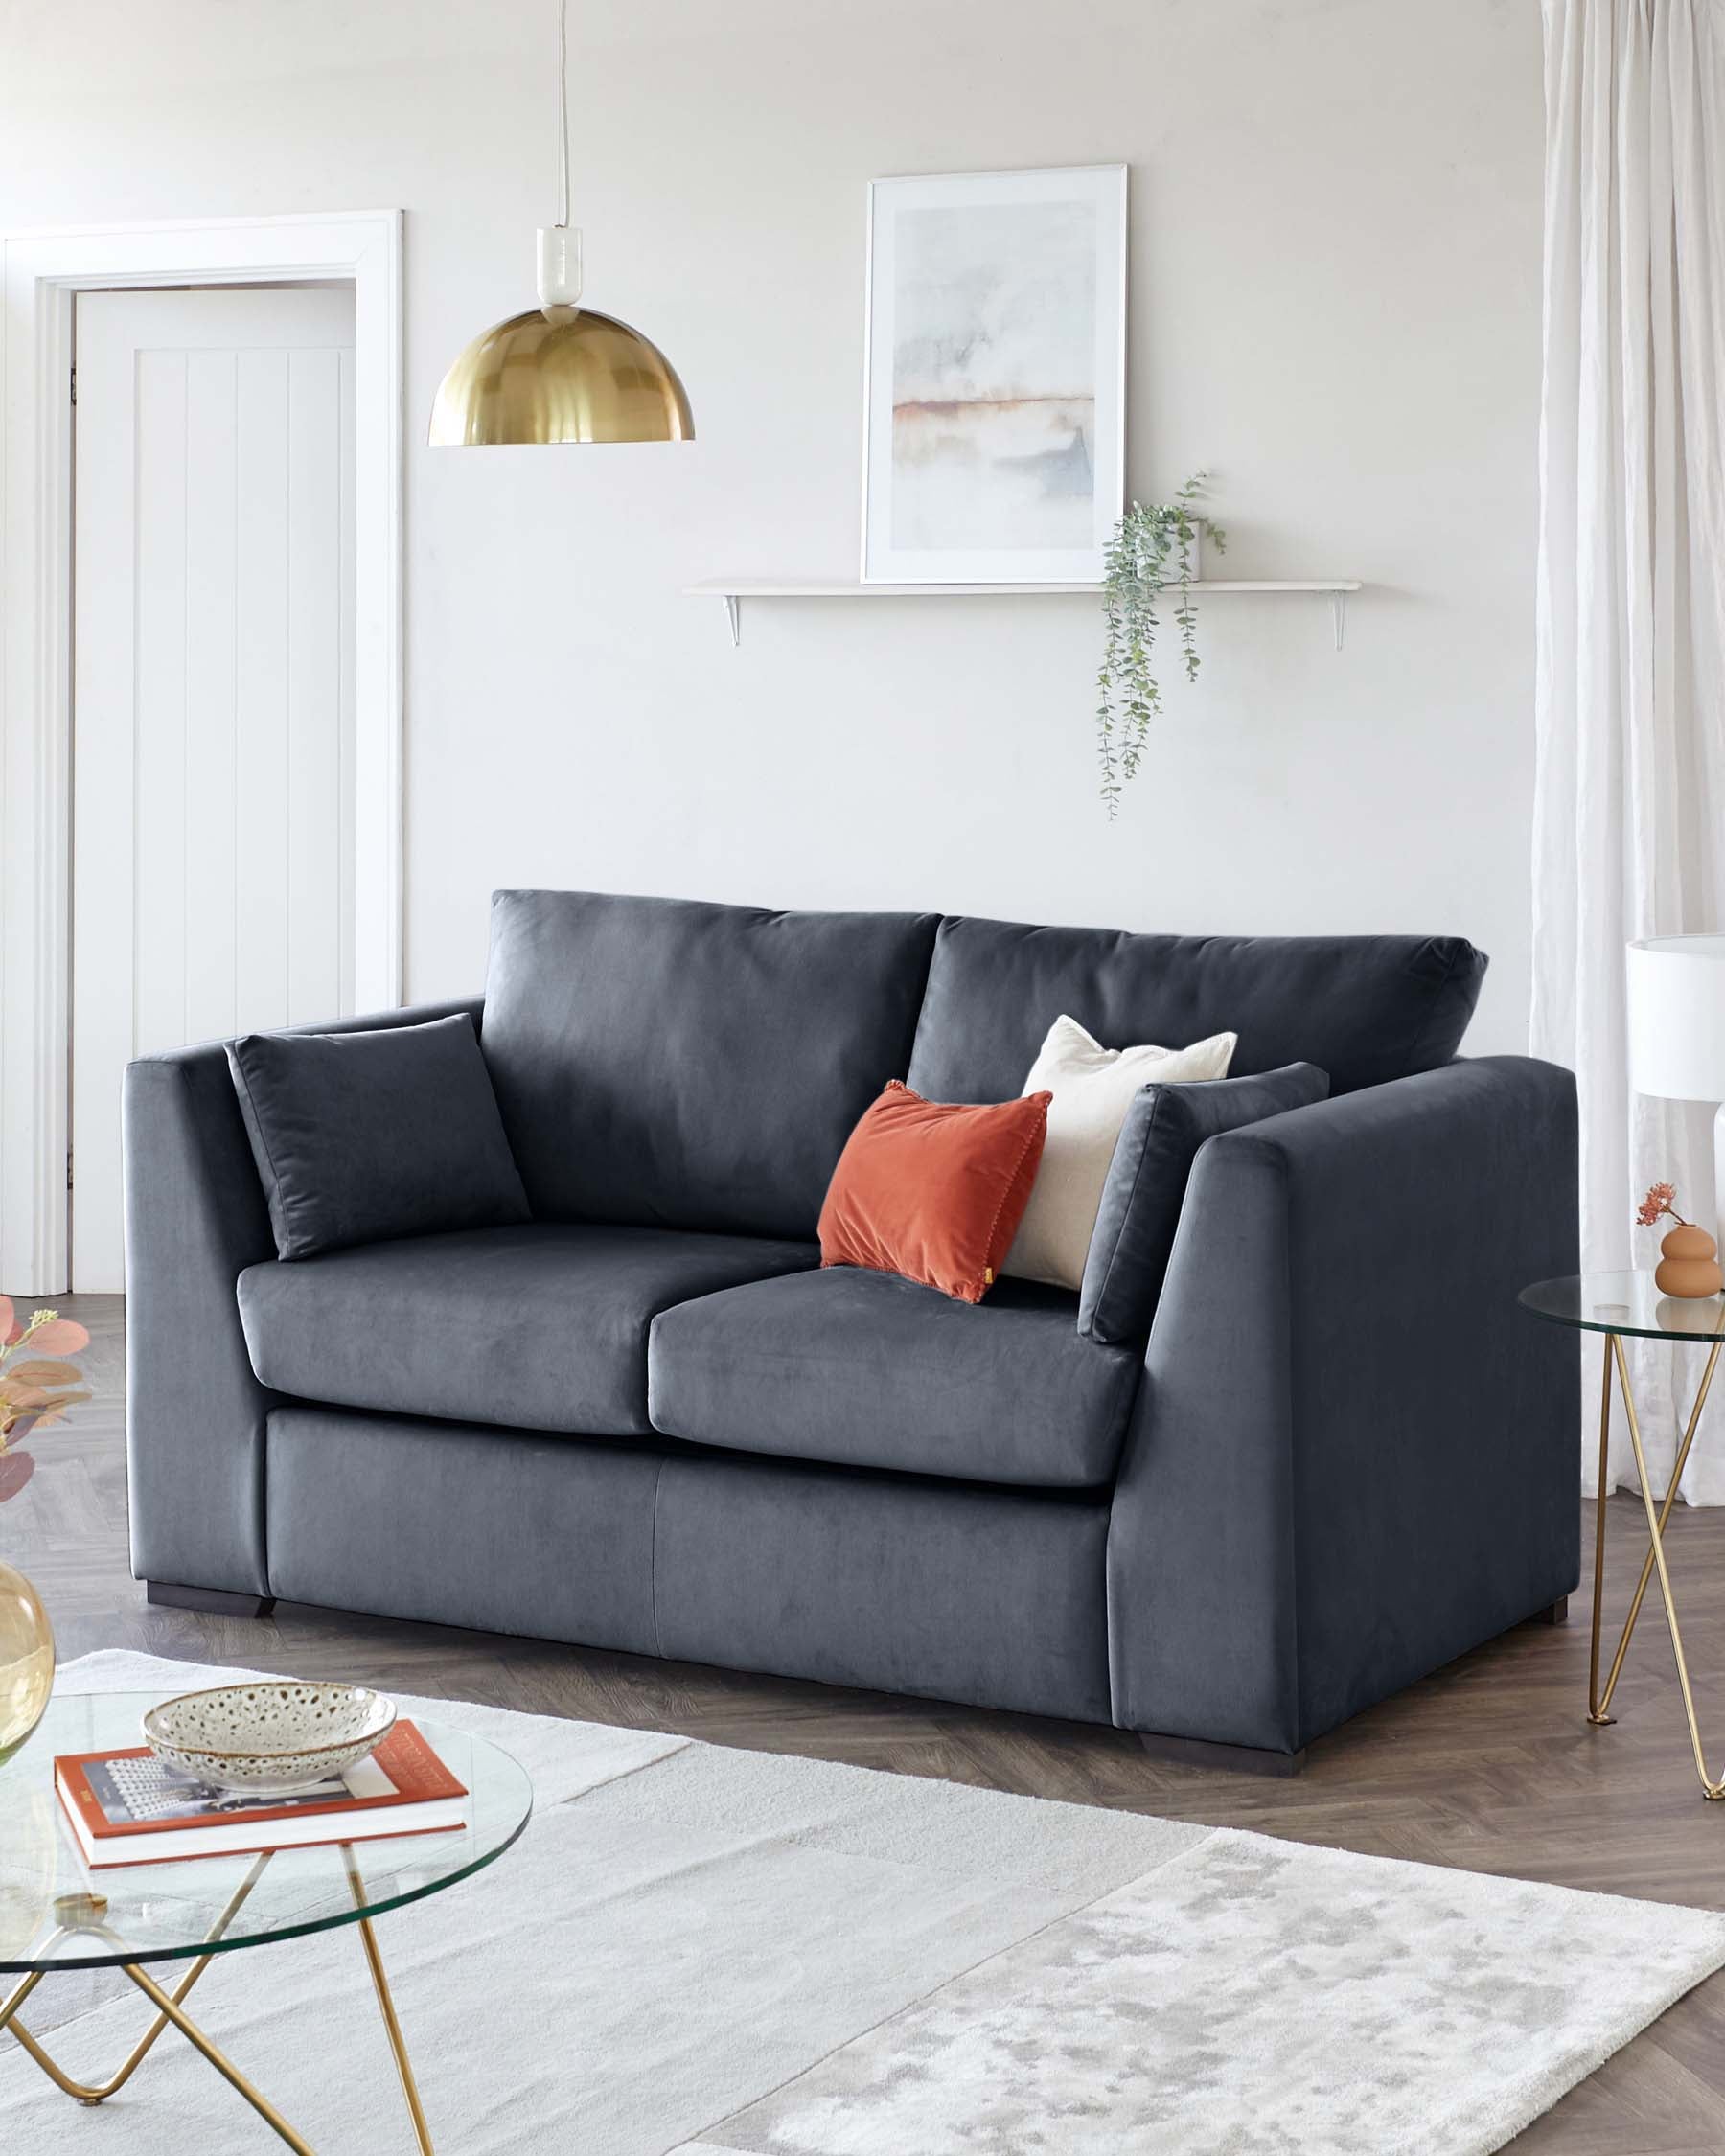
[862, 164, 1126, 585]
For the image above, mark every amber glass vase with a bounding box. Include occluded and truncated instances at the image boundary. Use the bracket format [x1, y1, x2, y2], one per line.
[0, 1559, 55, 1765]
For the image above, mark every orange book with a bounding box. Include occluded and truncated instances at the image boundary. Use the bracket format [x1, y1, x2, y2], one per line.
[56, 1719, 468, 1869]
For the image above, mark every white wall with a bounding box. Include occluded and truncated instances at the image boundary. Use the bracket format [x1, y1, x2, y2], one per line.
[2, 0, 1543, 1053]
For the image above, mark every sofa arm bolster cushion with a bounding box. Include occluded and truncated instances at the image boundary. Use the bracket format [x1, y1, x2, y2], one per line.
[1078, 1062, 1330, 1343]
[228, 1012, 529, 1260]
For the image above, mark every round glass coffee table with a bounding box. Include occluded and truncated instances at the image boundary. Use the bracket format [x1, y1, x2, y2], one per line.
[1521, 1273, 1725, 1800]
[0, 1690, 532, 2151]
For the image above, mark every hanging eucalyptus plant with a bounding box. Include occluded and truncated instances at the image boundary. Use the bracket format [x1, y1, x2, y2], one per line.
[1095, 473, 1225, 816]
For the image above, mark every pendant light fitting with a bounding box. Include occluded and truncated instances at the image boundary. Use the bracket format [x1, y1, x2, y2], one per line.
[427, 0, 693, 447]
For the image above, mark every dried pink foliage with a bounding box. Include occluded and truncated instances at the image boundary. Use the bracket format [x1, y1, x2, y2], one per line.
[26, 1318, 89, 1357]
[0, 1303, 90, 1504]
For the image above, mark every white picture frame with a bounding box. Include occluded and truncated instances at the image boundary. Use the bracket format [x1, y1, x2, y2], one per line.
[862, 164, 1127, 585]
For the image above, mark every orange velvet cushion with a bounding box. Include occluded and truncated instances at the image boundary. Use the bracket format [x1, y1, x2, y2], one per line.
[817, 1081, 1053, 1304]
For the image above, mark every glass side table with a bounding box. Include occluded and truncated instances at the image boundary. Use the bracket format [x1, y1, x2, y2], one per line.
[0, 1691, 532, 2151]
[1521, 1273, 1725, 1800]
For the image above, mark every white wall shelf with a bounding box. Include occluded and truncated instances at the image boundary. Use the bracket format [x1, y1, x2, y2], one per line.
[687, 577, 1365, 651]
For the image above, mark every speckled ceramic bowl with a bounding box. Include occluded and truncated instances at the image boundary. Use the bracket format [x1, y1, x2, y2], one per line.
[142, 1681, 396, 1797]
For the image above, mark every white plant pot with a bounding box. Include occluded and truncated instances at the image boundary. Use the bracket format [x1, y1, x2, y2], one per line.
[1133, 516, 1205, 587]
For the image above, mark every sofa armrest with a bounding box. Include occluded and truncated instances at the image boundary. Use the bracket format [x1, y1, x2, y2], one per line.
[1105, 1056, 1579, 1754]
[123, 997, 483, 1594]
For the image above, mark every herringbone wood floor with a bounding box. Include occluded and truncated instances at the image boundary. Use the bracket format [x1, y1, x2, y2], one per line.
[12, 1294, 1725, 2149]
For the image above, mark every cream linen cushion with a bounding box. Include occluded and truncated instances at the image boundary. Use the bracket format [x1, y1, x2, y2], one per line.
[1002, 1015, 1237, 1291]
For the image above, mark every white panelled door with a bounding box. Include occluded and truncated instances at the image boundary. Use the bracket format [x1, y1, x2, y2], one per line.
[72, 287, 356, 1292]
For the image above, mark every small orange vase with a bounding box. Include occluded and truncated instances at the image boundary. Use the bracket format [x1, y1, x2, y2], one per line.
[1655, 1223, 1724, 1299]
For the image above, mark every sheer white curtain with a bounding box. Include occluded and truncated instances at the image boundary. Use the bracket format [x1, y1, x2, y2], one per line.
[1532, 0, 1725, 1499]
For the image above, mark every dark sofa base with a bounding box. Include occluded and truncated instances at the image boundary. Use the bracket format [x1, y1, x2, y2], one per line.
[144, 1576, 1322, 1778]
[131, 1397, 1578, 1785]
[1138, 1731, 1307, 1778]
[259, 1407, 1116, 1728]
[147, 1580, 277, 1619]
[135, 1573, 1586, 1782]
[134, 1407, 1577, 1781]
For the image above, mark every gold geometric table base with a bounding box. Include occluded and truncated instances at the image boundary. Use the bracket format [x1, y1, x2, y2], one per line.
[0, 1846, 434, 2153]
[1589, 1329, 1725, 1800]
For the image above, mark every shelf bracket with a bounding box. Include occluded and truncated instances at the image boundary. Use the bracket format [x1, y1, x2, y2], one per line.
[722, 594, 740, 648]
[1330, 591, 1346, 652]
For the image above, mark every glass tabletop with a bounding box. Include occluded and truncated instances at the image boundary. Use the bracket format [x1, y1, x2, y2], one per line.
[0, 1693, 532, 1973]
[1520, 1272, 1725, 1342]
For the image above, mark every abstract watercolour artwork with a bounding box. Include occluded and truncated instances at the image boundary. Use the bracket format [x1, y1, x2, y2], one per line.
[862, 166, 1126, 584]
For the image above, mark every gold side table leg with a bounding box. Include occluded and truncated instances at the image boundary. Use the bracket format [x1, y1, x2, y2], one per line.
[1608, 1333, 1725, 1800]
[1, 1852, 272, 2103]
[3, 1925, 316, 2151]
[344, 1845, 436, 2155]
[0, 1968, 47, 2042]
[3, 1850, 437, 2149]
[1590, 1333, 1725, 1727]
[1588, 1332, 1615, 1721]
[118, 1961, 319, 2153]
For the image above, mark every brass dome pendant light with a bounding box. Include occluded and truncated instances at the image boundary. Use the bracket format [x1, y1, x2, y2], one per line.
[428, 0, 693, 447]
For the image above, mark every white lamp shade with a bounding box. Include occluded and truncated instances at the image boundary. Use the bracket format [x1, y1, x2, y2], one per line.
[1626, 936, 1725, 1102]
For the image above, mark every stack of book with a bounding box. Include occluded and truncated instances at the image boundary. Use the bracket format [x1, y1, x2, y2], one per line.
[56, 1721, 469, 1869]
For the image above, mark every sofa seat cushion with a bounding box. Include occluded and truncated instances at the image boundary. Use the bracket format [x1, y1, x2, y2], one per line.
[239, 1224, 816, 1438]
[648, 1266, 1140, 1487]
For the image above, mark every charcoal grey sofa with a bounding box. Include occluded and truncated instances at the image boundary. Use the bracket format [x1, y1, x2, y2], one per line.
[124, 890, 1580, 1772]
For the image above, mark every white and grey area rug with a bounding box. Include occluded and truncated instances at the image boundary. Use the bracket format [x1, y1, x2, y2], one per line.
[1, 1649, 1721, 2154]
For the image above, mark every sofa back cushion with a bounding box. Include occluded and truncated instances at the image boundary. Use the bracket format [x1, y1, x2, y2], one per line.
[482, 890, 940, 1238]
[906, 916, 1486, 1103]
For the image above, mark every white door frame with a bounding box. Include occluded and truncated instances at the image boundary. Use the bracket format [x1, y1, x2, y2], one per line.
[1, 210, 402, 1293]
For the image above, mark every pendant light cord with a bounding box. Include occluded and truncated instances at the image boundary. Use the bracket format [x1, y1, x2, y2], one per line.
[557, 0, 571, 230]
